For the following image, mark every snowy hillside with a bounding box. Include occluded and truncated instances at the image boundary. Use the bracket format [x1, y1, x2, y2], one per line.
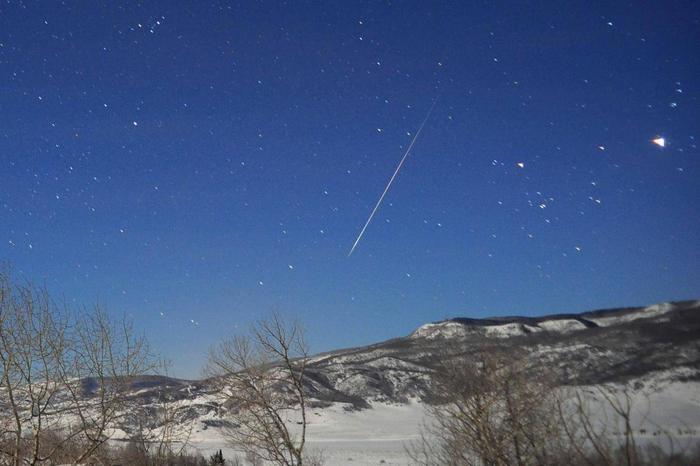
[110, 299, 700, 464]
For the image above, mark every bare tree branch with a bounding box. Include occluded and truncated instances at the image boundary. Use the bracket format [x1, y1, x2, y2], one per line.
[206, 313, 309, 466]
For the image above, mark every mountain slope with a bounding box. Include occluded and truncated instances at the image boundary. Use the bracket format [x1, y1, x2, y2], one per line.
[298, 300, 700, 405]
[119, 299, 700, 435]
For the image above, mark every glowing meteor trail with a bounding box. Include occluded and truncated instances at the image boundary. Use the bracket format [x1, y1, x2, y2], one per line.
[348, 98, 439, 257]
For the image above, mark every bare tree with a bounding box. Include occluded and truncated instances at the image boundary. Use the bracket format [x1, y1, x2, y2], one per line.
[408, 350, 567, 466]
[62, 307, 157, 463]
[126, 363, 196, 466]
[0, 275, 69, 466]
[0, 269, 156, 465]
[557, 383, 654, 466]
[206, 313, 309, 466]
[411, 348, 699, 466]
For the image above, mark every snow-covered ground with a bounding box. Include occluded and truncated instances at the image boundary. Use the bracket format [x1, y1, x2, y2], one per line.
[188, 401, 427, 464]
[185, 376, 700, 465]
[296, 402, 428, 465]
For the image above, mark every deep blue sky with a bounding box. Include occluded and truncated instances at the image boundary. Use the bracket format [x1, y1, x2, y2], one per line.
[1, 1, 698, 377]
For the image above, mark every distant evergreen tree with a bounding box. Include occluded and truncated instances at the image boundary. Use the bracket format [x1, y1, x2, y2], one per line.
[209, 449, 226, 466]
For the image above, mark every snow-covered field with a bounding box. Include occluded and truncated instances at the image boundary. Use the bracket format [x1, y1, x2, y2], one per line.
[186, 377, 700, 465]
[188, 401, 426, 464]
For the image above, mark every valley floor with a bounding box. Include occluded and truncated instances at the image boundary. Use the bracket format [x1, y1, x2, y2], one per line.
[186, 376, 700, 465]
[191, 401, 427, 465]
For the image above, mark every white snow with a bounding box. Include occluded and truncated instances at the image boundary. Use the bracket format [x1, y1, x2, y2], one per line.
[484, 323, 541, 338]
[412, 321, 545, 340]
[184, 373, 700, 465]
[588, 302, 676, 327]
[538, 318, 587, 333]
[188, 401, 429, 465]
[411, 321, 471, 339]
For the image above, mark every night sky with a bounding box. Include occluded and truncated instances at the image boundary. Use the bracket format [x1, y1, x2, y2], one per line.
[1, 1, 698, 377]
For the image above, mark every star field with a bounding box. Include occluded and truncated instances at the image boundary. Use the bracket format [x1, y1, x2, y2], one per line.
[1, 1, 698, 376]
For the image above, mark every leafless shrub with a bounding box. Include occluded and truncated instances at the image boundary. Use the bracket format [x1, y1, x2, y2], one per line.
[410, 349, 699, 466]
[408, 351, 568, 466]
[304, 448, 325, 466]
[557, 383, 698, 466]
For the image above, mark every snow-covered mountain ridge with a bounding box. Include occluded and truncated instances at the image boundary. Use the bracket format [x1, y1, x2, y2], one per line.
[410, 300, 687, 339]
[297, 299, 700, 405]
[107, 299, 700, 452]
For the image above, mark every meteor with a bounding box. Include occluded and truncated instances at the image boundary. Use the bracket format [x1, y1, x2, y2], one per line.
[348, 98, 439, 257]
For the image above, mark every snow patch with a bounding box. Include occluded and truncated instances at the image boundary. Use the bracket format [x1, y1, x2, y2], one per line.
[589, 302, 676, 327]
[484, 323, 541, 338]
[537, 318, 587, 333]
[411, 321, 470, 339]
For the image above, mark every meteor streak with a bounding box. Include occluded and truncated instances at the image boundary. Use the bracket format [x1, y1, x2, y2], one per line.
[348, 98, 439, 257]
